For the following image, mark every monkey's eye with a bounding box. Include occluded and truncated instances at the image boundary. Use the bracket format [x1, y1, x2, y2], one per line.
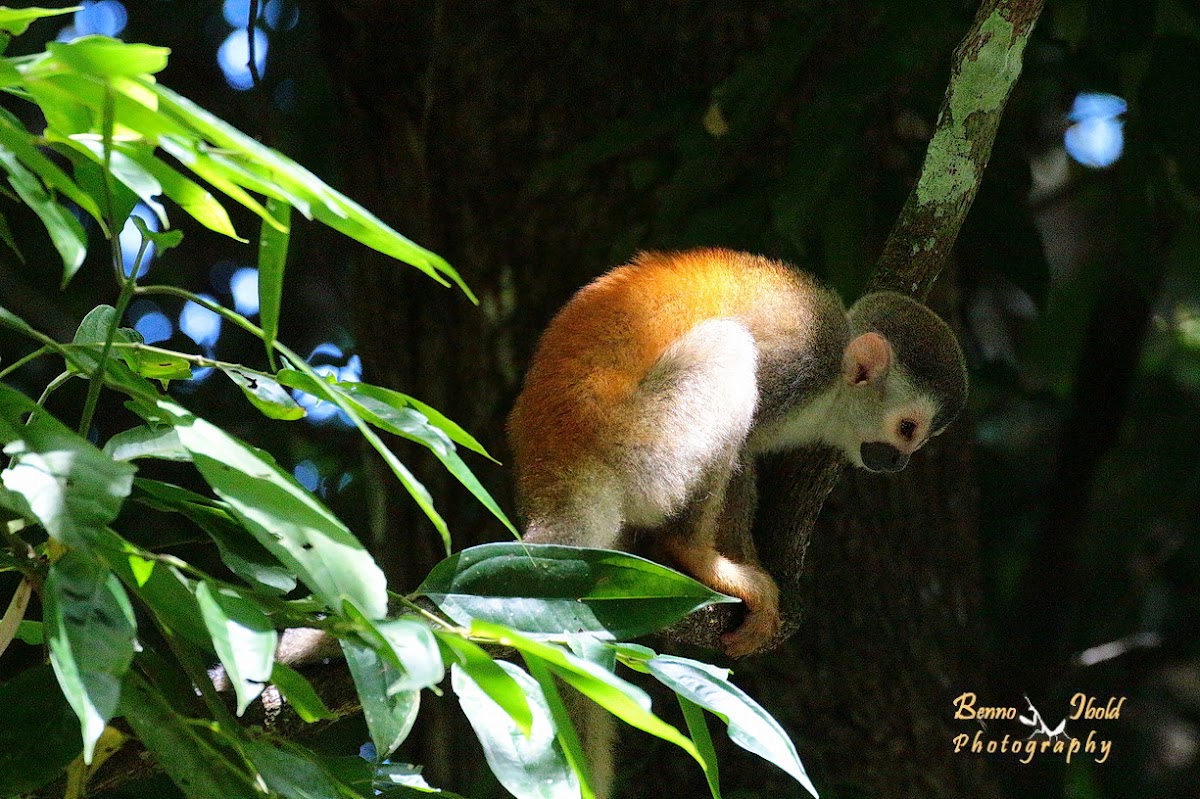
[898, 419, 917, 441]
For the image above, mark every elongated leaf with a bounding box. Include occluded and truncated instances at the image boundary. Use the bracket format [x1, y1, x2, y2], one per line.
[243, 736, 349, 799]
[56, 136, 166, 225]
[144, 81, 475, 300]
[131, 478, 296, 594]
[259, 197, 289, 361]
[522, 656, 595, 799]
[90, 526, 211, 649]
[646, 655, 818, 798]
[47, 37, 169, 77]
[477, 621, 703, 768]
[0, 383, 136, 548]
[0, 107, 106, 227]
[343, 605, 444, 694]
[269, 662, 336, 723]
[680, 697, 722, 799]
[0, 209, 21, 261]
[44, 551, 136, 762]
[453, 661, 578, 799]
[196, 581, 278, 715]
[0, 6, 78, 35]
[342, 637, 421, 758]
[120, 672, 263, 799]
[417, 543, 735, 639]
[104, 425, 190, 462]
[435, 630, 532, 736]
[274, 368, 447, 547]
[168, 410, 387, 618]
[121, 144, 241, 239]
[343, 383, 494, 459]
[0, 143, 86, 285]
[69, 304, 141, 373]
[0, 664, 82, 795]
[310, 377, 513, 533]
[221, 366, 306, 420]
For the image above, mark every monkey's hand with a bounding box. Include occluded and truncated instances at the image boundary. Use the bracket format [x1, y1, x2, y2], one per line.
[662, 537, 781, 658]
[719, 564, 781, 658]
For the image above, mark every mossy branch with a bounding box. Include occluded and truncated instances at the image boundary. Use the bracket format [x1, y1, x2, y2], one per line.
[665, 0, 1046, 652]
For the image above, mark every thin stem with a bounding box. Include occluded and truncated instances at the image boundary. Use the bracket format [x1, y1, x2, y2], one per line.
[246, 0, 262, 87]
[0, 345, 50, 380]
[394, 593, 458, 632]
[27, 371, 72, 427]
[77, 237, 149, 437]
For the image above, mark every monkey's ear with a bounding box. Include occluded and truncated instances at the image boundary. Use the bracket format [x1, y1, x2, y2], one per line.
[843, 332, 892, 385]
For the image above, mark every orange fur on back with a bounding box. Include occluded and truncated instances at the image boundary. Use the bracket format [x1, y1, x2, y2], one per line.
[508, 248, 817, 488]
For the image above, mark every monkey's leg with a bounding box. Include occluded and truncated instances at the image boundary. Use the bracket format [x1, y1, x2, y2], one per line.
[660, 461, 780, 658]
[625, 321, 778, 656]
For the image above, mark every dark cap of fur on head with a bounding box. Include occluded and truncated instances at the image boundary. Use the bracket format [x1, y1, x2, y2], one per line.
[848, 291, 968, 431]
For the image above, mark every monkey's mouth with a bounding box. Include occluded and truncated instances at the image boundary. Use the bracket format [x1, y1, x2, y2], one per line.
[860, 442, 909, 473]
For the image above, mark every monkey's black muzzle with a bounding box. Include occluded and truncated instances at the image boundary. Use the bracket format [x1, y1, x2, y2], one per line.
[860, 442, 909, 473]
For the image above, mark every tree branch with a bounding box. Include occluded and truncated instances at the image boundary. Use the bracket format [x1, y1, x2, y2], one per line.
[662, 0, 1046, 652]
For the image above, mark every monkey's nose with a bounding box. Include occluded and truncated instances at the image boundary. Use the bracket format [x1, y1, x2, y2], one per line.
[860, 442, 909, 473]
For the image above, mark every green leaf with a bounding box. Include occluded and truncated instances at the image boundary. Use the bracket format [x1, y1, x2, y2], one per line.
[17, 619, 44, 644]
[342, 607, 445, 694]
[318, 378, 513, 533]
[47, 36, 170, 77]
[259, 197, 290, 361]
[273, 368, 448, 549]
[131, 212, 183, 252]
[131, 478, 297, 595]
[52, 135, 166, 227]
[0, 209, 22, 262]
[145, 81, 475, 301]
[69, 304, 142, 374]
[0, 6, 79, 35]
[452, 661, 579, 799]
[417, 543, 736, 639]
[196, 581, 278, 716]
[346, 383, 494, 460]
[680, 697, 722, 799]
[0, 383, 136, 548]
[120, 671, 263, 799]
[646, 655, 818, 798]
[479, 621, 703, 769]
[342, 637, 421, 758]
[221, 366, 307, 421]
[120, 142, 241, 239]
[89, 526, 213, 649]
[269, 662, 336, 722]
[169, 410, 388, 618]
[0, 664, 82, 795]
[104, 425, 190, 462]
[0, 143, 87, 285]
[243, 736, 349, 799]
[522, 657, 594, 799]
[44, 550, 136, 763]
[435, 630, 533, 736]
[0, 107, 107, 228]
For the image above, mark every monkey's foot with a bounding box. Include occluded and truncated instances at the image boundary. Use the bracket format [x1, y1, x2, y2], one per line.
[721, 607, 780, 658]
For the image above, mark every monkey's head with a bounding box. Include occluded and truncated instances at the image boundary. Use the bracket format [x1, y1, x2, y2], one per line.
[836, 292, 967, 473]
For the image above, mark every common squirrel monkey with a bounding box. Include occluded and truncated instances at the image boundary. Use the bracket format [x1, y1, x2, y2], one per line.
[508, 248, 967, 657]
